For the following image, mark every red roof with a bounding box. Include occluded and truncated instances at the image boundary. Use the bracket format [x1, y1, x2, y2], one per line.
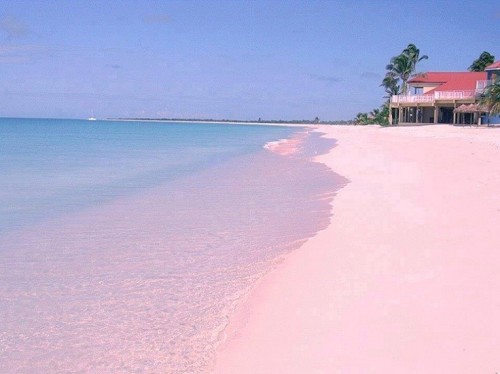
[485, 61, 500, 70]
[408, 72, 487, 94]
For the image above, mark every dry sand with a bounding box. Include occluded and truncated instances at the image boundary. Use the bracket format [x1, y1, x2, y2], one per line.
[214, 125, 500, 373]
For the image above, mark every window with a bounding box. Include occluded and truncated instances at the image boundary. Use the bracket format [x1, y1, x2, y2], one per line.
[413, 87, 423, 95]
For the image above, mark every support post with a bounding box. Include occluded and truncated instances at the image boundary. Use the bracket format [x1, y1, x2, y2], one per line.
[453, 102, 456, 125]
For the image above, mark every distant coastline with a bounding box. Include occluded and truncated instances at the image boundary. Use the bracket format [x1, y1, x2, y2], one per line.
[106, 117, 354, 126]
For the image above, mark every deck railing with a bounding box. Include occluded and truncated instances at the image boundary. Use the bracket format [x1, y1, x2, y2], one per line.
[391, 95, 434, 104]
[476, 80, 493, 90]
[391, 90, 477, 104]
[392, 79, 494, 105]
[434, 90, 476, 100]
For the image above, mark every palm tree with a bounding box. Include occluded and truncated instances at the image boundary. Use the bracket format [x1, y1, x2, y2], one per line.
[385, 43, 428, 95]
[404, 43, 429, 74]
[381, 72, 400, 98]
[385, 54, 412, 95]
[354, 112, 369, 125]
[480, 78, 500, 126]
[377, 103, 390, 125]
[469, 51, 495, 72]
[380, 72, 400, 125]
[383, 44, 428, 125]
[369, 108, 380, 119]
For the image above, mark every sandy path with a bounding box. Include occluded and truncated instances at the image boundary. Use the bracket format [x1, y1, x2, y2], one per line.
[214, 125, 500, 373]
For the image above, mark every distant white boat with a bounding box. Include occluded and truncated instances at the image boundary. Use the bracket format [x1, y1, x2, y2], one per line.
[87, 117, 97, 121]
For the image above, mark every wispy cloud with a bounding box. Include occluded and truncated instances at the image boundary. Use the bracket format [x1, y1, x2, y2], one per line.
[310, 74, 343, 83]
[107, 64, 122, 69]
[0, 44, 47, 64]
[143, 14, 171, 25]
[360, 71, 381, 80]
[0, 15, 29, 39]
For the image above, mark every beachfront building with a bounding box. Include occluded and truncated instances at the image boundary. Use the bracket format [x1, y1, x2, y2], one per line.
[389, 61, 500, 125]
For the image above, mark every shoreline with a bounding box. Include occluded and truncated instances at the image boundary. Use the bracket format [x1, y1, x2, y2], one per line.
[213, 125, 500, 373]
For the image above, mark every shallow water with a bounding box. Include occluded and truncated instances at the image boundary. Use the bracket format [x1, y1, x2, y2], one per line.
[0, 119, 341, 372]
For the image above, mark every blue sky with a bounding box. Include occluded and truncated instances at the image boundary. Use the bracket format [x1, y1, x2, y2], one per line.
[0, 0, 498, 120]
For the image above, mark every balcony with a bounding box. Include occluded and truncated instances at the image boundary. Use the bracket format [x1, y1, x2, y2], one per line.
[476, 80, 493, 90]
[391, 95, 434, 104]
[434, 90, 476, 100]
[391, 90, 477, 104]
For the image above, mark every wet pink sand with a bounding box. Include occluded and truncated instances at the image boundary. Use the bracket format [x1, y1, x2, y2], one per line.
[264, 131, 309, 156]
[214, 125, 500, 373]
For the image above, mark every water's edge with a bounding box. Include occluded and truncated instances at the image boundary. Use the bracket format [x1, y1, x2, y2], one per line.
[210, 128, 349, 370]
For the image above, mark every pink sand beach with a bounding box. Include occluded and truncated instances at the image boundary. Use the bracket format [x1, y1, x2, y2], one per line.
[214, 125, 500, 373]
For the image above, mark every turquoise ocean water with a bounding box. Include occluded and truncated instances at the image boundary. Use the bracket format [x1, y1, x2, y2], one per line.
[0, 118, 339, 373]
[1, 118, 299, 233]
